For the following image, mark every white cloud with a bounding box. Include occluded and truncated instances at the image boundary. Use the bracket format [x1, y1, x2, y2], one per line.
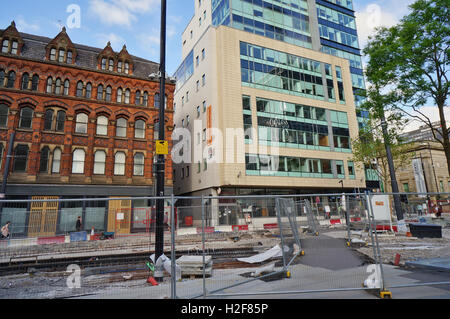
[95, 32, 126, 50]
[355, 0, 414, 50]
[15, 16, 40, 33]
[89, 0, 159, 27]
[403, 106, 450, 133]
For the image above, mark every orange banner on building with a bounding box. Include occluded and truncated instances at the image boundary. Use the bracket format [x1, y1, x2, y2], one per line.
[207, 105, 212, 145]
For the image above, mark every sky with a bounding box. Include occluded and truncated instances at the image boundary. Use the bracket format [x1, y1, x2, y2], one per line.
[1, 0, 445, 131]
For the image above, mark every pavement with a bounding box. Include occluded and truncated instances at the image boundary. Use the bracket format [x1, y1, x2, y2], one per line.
[72, 233, 450, 300]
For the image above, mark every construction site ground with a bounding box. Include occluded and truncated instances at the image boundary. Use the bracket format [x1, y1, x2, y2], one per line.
[0, 222, 449, 299]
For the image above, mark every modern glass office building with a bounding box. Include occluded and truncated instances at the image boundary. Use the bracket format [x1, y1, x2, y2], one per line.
[173, 0, 371, 226]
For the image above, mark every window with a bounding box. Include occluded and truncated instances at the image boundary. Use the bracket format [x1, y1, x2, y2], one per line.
[403, 183, 410, 193]
[21, 73, 29, 90]
[29, 78, 43, 99]
[0, 104, 8, 127]
[10, 41, 17, 54]
[118, 61, 123, 73]
[117, 88, 123, 103]
[55, 78, 62, 95]
[72, 149, 85, 174]
[116, 118, 127, 137]
[63, 79, 70, 95]
[202, 74, 206, 86]
[133, 153, 145, 176]
[154, 122, 159, 140]
[135, 91, 141, 105]
[106, 86, 112, 102]
[6, 71, 15, 88]
[101, 58, 107, 70]
[97, 84, 104, 100]
[75, 113, 88, 134]
[202, 48, 205, 60]
[51, 148, 61, 173]
[85, 83, 92, 99]
[124, 62, 130, 74]
[67, 51, 73, 64]
[56, 110, 66, 132]
[76, 81, 83, 97]
[44, 109, 54, 131]
[154, 93, 160, 108]
[46, 77, 53, 93]
[13, 145, 29, 172]
[0, 69, 5, 87]
[114, 152, 126, 175]
[50, 48, 56, 61]
[1, 40, 9, 53]
[108, 59, 114, 71]
[143, 91, 149, 106]
[197, 106, 200, 118]
[135, 119, 146, 139]
[58, 49, 65, 63]
[124, 89, 131, 104]
[96, 116, 108, 135]
[39, 146, 50, 172]
[94, 150, 106, 175]
[19, 107, 33, 129]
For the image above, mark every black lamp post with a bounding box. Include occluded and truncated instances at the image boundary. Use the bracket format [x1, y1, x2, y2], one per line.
[154, 0, 167, 282]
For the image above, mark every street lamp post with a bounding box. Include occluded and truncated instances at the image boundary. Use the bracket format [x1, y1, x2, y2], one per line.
[154, 0, 167, 283]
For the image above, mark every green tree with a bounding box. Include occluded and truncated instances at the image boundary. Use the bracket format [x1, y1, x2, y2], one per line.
[364, 0, 449, 175]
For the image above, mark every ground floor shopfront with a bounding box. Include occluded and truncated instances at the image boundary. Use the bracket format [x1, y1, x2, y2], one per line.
[0, 184, 173, 239]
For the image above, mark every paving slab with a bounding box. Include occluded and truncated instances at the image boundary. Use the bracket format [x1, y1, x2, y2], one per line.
[405, 257, 450, 273]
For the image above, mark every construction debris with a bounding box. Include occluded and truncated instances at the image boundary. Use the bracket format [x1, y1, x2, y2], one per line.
[177, 255, 213, 278]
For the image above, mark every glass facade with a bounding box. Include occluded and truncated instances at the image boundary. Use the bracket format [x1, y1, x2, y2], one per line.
[240, 42, 329, 101]
[174, 49, 194, 92]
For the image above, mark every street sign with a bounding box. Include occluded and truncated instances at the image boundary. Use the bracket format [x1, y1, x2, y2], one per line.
[156, 140, 169, 155]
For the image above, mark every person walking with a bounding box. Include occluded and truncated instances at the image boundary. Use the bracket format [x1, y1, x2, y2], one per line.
[76, 216, 82, 232]
[1, 221, 11, 239]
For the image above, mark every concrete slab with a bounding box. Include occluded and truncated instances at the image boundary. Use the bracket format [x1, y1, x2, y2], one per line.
[405, 257, 450, 273]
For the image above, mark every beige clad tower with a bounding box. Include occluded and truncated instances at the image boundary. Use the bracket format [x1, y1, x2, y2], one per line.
[173, 0, 366, 227]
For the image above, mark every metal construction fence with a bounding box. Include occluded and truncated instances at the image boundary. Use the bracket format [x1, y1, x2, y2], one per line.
[0, 192, 449, 299]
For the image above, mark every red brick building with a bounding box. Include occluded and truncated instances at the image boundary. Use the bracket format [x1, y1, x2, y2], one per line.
[0, 22, 175, 237]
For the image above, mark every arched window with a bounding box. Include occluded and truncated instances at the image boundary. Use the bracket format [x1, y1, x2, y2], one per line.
[96, 116, 108, 135]
[19, 107, 33, 129]
[43, 109, 54, 131]
[116, 117, 127, 137]
[94, 150, 106, 175]
[50, 48, 57, 61]
[76, 81, 83, 97]
[6, 71, 15, 88]
[124, 89, 131, 104]
[31, 74, 39, 91]
[114, 152, 126, 175]
[63, 79, 70, 95]
[154, 121, 159, 140]
[46, 77, 53, 93]
[55, 78, 62, 95]
[13, 144, 29, 172]
[85, 83, 92, 99]
[143, 91, 149, 107]
[75, 113, 88, 134]
[154, 93, 160, 108]
[135, 119, 146, 139]
[0, 69, 5, 87]
[39, 146, 50, 173]
[133, 153, 145, 176]
[21, 73, 29, 90]
[56, 110, 66, 132]
[124, 62, 130, 74]
[97, 84, 104, 100]
[0, 103, 9, 127]
[52, 148, 62, 174]
[117, 88, 123, 103]
[135, 91, 141, 105]
[72, 149, 85, 174]
[105, 86, 112, 102]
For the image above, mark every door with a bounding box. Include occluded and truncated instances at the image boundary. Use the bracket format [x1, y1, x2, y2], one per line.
[107, 198, 132, 235]
[28, 196, 59, 237]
